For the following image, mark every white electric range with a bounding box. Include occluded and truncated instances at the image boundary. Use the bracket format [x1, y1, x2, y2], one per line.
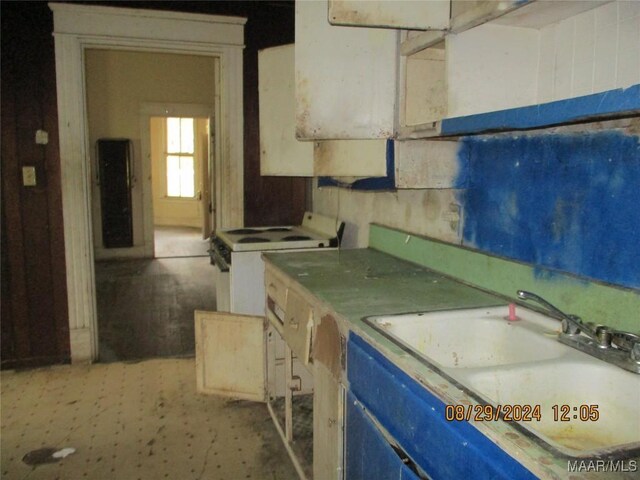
[209, 211, 344, 314]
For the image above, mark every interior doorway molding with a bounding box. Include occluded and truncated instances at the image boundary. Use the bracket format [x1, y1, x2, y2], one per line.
[50, 3, 246, 362]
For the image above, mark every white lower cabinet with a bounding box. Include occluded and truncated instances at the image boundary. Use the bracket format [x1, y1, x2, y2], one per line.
[265, 265, 346, 480]
[195, 267, 346, 479]
[313, 363, 344, 480]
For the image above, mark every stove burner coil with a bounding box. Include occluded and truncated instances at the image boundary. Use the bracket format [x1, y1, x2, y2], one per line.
[282, 235, 312, 241]
[227, 228, 261, 235]
[238, 237, 271, 243]
[265, 227, 292, 232]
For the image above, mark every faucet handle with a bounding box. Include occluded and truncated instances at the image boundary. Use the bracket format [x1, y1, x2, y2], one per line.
[611, 331, 640, 353]
[562, 314, 583, 335]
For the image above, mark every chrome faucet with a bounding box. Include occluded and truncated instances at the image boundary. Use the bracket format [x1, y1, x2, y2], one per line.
[516, 290, 591, 337]
[516, 290, 640, 374]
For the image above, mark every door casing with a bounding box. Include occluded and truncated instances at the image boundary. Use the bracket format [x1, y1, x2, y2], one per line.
[51, 3, 246, 362]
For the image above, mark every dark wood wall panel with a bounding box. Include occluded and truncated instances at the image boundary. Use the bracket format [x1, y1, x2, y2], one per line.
[1, 2, 70, 368]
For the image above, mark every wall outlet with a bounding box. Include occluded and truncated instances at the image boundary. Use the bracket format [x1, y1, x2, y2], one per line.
[22, 166, 37, 186]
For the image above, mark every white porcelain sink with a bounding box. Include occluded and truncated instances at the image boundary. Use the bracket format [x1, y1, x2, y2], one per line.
[365, 305, 640, 457]
[458, 360, 640, 456]
[368, 306, 565, 368]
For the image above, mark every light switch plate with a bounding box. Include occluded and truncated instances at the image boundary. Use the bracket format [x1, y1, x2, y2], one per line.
[22, 166, 37, 186]
[35, 129, 49, 145]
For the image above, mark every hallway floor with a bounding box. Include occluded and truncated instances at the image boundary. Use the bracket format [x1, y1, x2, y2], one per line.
[0, 358, 298, 480]
[95, 256, 216, 363]
[154, 226, 209, 258]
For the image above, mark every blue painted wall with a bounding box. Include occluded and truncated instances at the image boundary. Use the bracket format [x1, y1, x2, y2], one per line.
[456, 131, 640, 289]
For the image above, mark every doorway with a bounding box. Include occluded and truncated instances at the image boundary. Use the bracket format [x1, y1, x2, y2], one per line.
[149, 115, 212, 258]
[52, 3, 246, 362]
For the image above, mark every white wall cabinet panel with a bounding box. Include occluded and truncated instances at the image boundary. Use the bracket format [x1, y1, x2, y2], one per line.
[259, 45, 314, 176]
[536, 1, 640, 104]
[314, 139, 387, 177]
[295, 0, 397, 140]
[447, 23, 540, 118]
[398, 0, 634, 138]
[328, 0, 449, 30]
[401, 42, 447, 131]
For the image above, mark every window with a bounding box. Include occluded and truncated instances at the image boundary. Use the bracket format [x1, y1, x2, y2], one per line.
[166, 117, 195, 198]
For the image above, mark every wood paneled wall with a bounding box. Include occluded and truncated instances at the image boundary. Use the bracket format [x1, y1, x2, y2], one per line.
[1, 1, 305, 368]
[1, 2, 70, 368]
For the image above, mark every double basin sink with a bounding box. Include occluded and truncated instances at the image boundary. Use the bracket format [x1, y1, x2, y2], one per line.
[365, 306, 640, 459]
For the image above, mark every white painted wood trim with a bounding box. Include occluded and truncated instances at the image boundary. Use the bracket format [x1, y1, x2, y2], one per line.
[49, 3, 246, 44]
[51, 3, 245, 362]
[53, 33, 100, 361]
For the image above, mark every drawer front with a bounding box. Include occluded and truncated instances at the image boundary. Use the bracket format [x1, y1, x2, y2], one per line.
[266, 272, 288, 310]
[347, 334, 536, 480]
[283, 287, 313, 364]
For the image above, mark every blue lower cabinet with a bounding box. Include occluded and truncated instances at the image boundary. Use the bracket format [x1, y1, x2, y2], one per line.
[347, 333, 537, 480]
[346, 391, 421, 480]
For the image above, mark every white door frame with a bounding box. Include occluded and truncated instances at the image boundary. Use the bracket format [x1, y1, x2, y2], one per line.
[50, 3, 246, 362]
[140, 103, 217, 257]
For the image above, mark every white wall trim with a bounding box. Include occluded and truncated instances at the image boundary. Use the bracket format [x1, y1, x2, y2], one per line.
[50, 3, 245, 362]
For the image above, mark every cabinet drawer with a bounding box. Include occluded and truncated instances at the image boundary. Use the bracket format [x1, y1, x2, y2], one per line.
[266, 273, 288, 310]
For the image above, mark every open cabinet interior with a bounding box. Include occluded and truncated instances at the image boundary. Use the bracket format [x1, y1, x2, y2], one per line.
[266, 324, 315, 479]
[401, 39, 447, 129]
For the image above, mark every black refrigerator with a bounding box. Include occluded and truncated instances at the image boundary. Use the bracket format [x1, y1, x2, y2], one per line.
[96, 139, 133, 248]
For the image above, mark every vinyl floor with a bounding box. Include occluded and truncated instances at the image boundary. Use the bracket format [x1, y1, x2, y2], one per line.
[0, 358, 299, 480]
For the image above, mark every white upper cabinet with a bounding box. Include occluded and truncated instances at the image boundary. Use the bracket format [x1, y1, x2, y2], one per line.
[295, 0, 397, 140]
[259, 44, 314, 176]
[398, 0, 638, 138]
[259, 44, 388, 177]
[328, 0, 449, 30]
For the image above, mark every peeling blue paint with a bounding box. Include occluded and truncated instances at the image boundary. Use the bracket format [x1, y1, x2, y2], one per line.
[456, 131, 640, 289]
[441, 84, 640, 136]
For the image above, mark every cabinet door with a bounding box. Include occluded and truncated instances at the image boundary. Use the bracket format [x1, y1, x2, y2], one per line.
[314, 364, 345, 480]
[314, 139, 387, 177]
[259, 44, 314, 176]
[295, 0, 397, 140]
[194, 311, 266, 402]
[346, 391, 421, 480]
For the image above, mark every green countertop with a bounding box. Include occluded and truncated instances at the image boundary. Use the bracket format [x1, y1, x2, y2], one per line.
[263, 247, 639, 480]
[263, 248, 506, 323]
